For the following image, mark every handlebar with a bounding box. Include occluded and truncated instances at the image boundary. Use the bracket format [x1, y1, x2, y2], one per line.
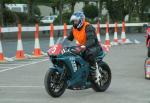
[62, 45, 86, 54]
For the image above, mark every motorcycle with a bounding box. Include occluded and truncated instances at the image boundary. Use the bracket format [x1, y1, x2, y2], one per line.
[44, 43, 111, 97]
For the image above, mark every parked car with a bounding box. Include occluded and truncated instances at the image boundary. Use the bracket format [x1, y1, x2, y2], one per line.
[40, 15, 57, 24]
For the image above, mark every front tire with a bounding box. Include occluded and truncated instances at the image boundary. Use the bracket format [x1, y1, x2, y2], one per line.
[44, 69, 67, 97]
[91, 61, 111, 92]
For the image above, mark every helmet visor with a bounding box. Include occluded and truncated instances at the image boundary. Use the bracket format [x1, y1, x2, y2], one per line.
[70, 15, 80, 22]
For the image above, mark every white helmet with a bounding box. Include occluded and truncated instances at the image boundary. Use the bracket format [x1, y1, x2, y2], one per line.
[70, 11, 85, 29]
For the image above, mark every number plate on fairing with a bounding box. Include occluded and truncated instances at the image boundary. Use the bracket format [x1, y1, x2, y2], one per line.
[47, 44, 62, 56]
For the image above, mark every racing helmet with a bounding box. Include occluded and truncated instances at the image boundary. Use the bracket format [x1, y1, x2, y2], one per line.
[70, 11, 85, 29]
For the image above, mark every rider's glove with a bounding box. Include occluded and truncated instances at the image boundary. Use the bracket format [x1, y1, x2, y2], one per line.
[73, 45, 86, 54]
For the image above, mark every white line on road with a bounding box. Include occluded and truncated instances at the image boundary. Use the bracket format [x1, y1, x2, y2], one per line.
[0, 64, 21, 65]
[0, 67, 11, 68]
[56, 37, 62, 44]
[0, 59, 49, 73]
[0, 85, 44, 88]
[1, 63, 31, 65]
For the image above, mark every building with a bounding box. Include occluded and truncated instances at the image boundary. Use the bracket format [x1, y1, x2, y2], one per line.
[5, 4, 28, 13]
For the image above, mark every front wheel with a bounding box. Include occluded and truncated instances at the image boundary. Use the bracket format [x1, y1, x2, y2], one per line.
[44, 69, 67, 97]
[91, 61, 111, 92]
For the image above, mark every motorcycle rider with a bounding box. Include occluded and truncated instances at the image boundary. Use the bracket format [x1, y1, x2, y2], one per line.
[62, 11, 105, 80]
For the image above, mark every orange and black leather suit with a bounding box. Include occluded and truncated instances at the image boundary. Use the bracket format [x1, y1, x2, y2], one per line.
[67, 21, 105, 66]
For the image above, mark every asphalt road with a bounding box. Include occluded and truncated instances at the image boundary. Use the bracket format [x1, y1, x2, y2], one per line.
[0, 40, 150, 103]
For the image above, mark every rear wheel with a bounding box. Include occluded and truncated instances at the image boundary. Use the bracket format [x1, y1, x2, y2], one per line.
[44, 69, 67, 97]
[91, 61, 111, 92]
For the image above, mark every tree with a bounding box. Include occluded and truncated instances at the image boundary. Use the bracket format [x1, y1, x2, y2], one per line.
[105, 0, 150, 22]
[83, 4, 98, 19]
[0, 0, 15, 25]
[65, 0, 81, 13]
[105, 0, 137, 22]
[49, 0, 60, 15]
[98, 0, 105, 18]
[135, 0, 150, 22]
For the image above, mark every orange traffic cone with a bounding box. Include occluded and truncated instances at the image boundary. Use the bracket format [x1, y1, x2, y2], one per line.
[96, 21, 101, 43]
[0, 40, 4, 62]
[101, 44, 110, 53]
[113, 22, 118, 44]
[49, 23, 54, 47]
[16, 24, 25, 60]
[0, 26, 5, 62]
[33, 24, 42, 57]
[63, 23, 67, 39]
[105, 22, 110, 46]
[121, 21, 126, 43]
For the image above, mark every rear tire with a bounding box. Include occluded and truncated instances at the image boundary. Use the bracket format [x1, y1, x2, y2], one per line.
[44, 69, 67, 97]
[91, 61, 111, 92]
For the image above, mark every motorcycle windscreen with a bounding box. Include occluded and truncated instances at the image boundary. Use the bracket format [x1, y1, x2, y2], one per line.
[47, 44, 62, 56]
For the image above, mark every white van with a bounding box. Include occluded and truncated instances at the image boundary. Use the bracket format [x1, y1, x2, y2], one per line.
[5, 4, 28, 13]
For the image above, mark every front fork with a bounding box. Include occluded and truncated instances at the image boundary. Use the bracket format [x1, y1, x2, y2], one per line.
[95, 62, 102, 83]
[51, 65, 66, 83]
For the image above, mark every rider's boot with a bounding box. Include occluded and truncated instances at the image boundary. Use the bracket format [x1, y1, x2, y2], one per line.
[90, 66, 97, 81]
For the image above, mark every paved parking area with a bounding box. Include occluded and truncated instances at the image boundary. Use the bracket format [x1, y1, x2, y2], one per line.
[0, 57, 49, 73]
[0, 42, 150, 103]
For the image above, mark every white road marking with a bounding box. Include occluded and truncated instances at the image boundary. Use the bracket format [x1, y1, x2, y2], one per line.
[0, 64, 21, 65]
[0, 59, 49, 73]
[56, 37, 62, 44]
[3, 63, 29, 65]
[0, 67, 11, 69]
[0, 85, 44, 88]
